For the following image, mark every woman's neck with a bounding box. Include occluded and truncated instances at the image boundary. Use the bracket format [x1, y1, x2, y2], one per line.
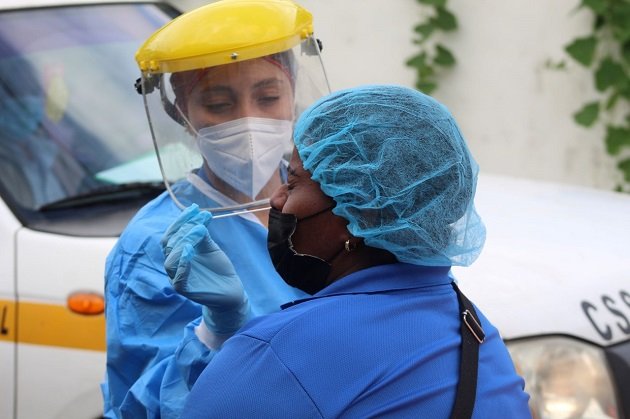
[326, 246, 398, 286]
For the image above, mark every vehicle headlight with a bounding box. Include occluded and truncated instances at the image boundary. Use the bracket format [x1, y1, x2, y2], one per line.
[506, 336, 619, 419]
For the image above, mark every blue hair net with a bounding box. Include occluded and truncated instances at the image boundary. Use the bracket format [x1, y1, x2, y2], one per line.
[293, 84, 486, 267]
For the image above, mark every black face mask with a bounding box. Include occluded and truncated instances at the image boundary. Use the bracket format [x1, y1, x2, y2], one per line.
[267, 206, 335, 295]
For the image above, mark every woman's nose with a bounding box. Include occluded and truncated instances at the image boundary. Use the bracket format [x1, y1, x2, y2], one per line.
[235, 100, 255, 119]
[269, 184, 288, 210]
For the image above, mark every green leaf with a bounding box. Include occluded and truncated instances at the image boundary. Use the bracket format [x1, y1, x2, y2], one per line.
[605, 125, 630, 155]
[618, 158, 630, 182]
[593, 14, 605, 30]
[580, 0, 607, 14]
[623, 41, 630, 66]
[595, 57, 627, 91]
[407, 53, 434, 78]
[573, 101, 600, 126]
[565, 36, 598, 66]
[406, 52, 428, 68]
[416, 80, 437, 94]
[414, 22, 436, 40]
[417, 0, 446, 6]
[605, 92, 620, 110]
[605, 91, 621, 111]
[432, 7, 457, 31]
[610, 2, 630, 42]
[418, 63, 435, 78]
[434, 44, 456, 67]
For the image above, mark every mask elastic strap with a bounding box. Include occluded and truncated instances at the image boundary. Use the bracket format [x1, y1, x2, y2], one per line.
[293, 203, 340, 263]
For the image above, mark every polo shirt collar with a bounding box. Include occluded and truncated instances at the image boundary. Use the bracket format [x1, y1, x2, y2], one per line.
[281, 263, 452, 310]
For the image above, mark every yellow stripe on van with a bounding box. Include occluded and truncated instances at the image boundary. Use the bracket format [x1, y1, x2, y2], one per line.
[0, 299, 106, 352]
[0, 300, 16, 342]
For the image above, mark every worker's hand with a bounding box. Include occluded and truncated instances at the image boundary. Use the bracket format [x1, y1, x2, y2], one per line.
[162, 204, 212, 259]
[162, 204, 250, 336]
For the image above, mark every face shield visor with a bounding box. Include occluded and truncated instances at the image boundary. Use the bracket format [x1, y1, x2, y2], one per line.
[135, 0, 329, 218]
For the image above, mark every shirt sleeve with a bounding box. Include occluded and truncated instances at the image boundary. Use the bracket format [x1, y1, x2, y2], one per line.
[102, 235, 218, 419]
[181, 334, 323, 419]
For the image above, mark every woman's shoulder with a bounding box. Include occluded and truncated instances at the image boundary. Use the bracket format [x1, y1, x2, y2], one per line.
[236, 293, 363, 350]
[115, 191, 180, 252]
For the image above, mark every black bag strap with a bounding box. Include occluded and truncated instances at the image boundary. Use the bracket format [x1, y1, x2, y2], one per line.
[450, 282, 485, 419]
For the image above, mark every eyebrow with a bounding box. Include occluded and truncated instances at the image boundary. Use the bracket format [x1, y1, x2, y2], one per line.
[253, 78, 285, 89]
[197, 78, 285, 96]
[196, 85, 233, 97]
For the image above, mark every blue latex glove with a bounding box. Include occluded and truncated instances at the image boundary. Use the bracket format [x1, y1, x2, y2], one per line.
[162, 204, 212, 259]
[162, 204, 250, 336]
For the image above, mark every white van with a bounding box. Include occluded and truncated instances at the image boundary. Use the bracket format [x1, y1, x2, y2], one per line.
[454, 174, 630, 419]
[0, 1, 179, 417]
[1, 1, 628, 418]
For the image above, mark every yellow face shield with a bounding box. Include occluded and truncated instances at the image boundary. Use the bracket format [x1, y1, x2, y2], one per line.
[136, 0, 315, 73]
[135, 0, 330, 216]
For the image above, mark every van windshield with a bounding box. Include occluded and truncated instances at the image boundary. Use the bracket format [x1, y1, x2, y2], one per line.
[0, 3, 176, 214]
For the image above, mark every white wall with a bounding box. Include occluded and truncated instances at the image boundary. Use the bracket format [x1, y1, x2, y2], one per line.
[176, 0, 623, 190]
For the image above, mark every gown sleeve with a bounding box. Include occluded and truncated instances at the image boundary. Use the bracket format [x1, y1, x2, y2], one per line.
[102, 222, 218, 419]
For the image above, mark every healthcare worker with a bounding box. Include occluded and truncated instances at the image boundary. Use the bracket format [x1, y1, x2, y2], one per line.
[171, 85, 532, 418]
[101, 1, 330, 417]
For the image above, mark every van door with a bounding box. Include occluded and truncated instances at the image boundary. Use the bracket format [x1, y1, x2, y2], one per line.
[0, 2, 178, 417]
[0, 200, 18, 419]
[14, 229, 113, 419]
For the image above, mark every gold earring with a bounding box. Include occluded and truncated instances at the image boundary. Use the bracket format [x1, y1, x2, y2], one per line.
[344, 239, 356, 252]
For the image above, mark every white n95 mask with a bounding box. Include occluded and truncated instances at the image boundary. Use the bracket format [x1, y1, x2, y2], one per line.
[196, 117, 294, 199]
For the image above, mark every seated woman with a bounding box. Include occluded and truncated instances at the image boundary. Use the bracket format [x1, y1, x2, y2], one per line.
[165, 84, 531, 418]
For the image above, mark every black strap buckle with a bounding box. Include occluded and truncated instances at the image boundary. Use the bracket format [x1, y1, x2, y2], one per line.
[462, 309, 485, 344]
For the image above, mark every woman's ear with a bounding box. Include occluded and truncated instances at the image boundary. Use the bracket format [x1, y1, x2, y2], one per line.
[342, 233, 363, 253]
[344, 239, 357, 252]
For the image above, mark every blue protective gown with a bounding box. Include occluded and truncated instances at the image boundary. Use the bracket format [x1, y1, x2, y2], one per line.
[182, 263, 531, 418]
[101, 178, 305, 418]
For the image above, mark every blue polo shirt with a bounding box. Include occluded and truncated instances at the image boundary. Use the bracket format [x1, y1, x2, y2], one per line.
[182, 263, 531, 418]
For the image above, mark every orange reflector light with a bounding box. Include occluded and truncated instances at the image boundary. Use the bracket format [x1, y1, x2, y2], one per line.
[67, 292, 105, 315]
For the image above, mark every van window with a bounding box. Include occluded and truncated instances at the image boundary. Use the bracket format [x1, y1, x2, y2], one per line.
[0, 4, 172, 220]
